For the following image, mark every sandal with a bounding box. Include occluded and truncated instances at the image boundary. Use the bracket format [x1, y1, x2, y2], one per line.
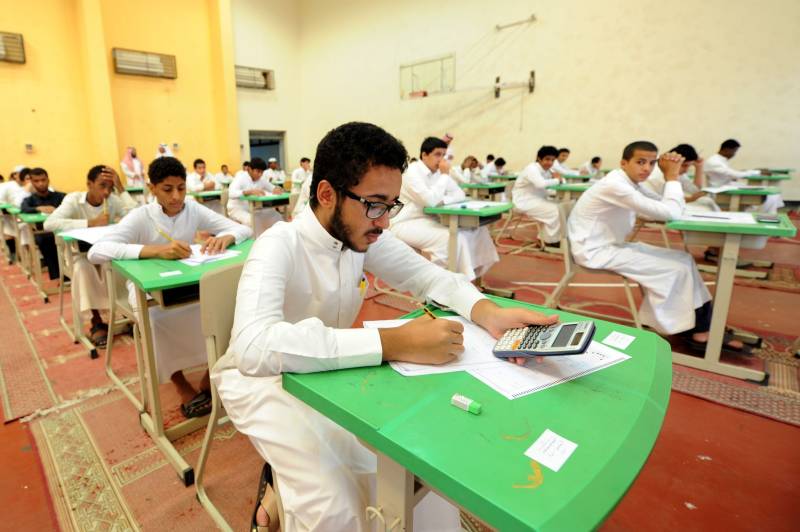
[89, 323, 108, 348]
[684, 332, 754, 357]
[180, 390, 212, 418]
[251, 463, 280, 532]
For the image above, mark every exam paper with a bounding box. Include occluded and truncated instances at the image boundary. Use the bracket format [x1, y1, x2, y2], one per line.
[363, 317, 500, 376]
[676, 211, 756, 224]
[467, 341, 631, 400]
[60, 225, 118, 244]
[178, 244, 241, 266]
[446, 200, 501, 210]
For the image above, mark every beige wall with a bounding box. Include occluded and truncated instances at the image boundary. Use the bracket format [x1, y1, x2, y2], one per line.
[243, 0, 798, 198]
[232, 0, 304, 169]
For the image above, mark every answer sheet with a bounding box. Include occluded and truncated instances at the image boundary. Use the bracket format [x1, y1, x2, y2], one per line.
[178, 244, 241, 266]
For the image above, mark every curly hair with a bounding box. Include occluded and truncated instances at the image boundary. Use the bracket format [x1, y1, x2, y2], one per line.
[148, 156, 186, 184]
[309, 122, 408, 208]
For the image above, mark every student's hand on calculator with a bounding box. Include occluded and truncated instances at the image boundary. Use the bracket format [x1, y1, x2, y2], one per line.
[201, 234, 235, 255]
[471, 300, 559, 365]
[379, 315, 464, 365]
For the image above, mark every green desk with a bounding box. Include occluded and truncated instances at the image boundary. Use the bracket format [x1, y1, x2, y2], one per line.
[767, 168, 793, 175]
[563, 174, 592, 182]
[284, 296, 672, 531]
[242, 193, 291, 229]
[18, 212, 49, 225]
[547, 183, 591, 202]
[667, 214, 796, 381]
[189, 190, 223, 207]
[424, 202, 512, 271]
[489, 174, 517, 181]
[710, 186, 780, 211]
[109, 239, 253, 486]
[742, 174, 791, 187]
[459, 182, 507, 200]
[125, 186, 144, 194]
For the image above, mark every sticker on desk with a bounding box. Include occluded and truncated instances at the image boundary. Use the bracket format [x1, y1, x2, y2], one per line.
[602, 331, 635, 350]
[159, 270, 182, 277]
[524, 429, 578, 472]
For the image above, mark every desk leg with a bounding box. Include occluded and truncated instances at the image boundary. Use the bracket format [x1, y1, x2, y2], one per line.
[563, 190, 573, 202]
[672, 233, 765, 382]
[373, 452, 415, 532]
[134, 287, 195, 485]
[447, 215, 458, 273]
[250, 202, 257, 231]
[729, 195, 741, 211]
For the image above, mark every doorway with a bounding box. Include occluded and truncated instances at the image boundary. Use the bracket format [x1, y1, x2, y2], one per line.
[249, 130, 285, 169]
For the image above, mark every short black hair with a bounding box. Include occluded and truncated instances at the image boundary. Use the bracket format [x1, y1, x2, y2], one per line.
[87, 165, 105, 182]
[193, 158, 205, 168]
[670, 144, 698, 162]
[243, 161, 251, 167]
[300, 157, 311, 163]
[29, 167, 48, 178]
[18, 167, 31, 180]
[558, 148, 570, 155]
[310, 122, 408, 209]
[221, 164, 228, 169]
[495, 157, 507, 167]
[486, 154, 495, 162]
[622, 141, 658, 160]
[148, 156, 186, 184]
[537, 145, 559, 160]
[591, 156, 602, 164]
[249, 157, 267, 171]
[720, 139, 740, 151]
[420, 136, 448, 156]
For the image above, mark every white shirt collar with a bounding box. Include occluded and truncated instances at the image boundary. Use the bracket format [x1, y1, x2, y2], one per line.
[294, 206, 344, 253]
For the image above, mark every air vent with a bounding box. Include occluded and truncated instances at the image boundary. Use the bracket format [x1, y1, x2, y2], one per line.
[0, 32, 25, 64]
[112, 48, 177, 79]
[235, 65, 274, 90]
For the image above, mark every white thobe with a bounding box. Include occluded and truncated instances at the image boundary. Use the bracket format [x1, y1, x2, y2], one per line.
[480, 161, 502, 179]
[567, 169, 711, 335]
[642, 167, 720, 212]
[579, 162, 601, 178]
[552, 159, 579, 177]
[212, 207, 483, 532]
[512, 162, 561, 243]
[88, 201, 252, 382]
[186, 172, 223, 213]
[291, 168, 312, 192]
[44, 191, 138, 313]
[120, 158, 146, 187]
[227, 173, 283, 235]
[291, 177, 312, 218]
[451, 166, 484, 184]
[265, 169, 286, 184]
[704, 154, 783, 213]
[0, 181, 23, 238]
[391, 161, 499, 280]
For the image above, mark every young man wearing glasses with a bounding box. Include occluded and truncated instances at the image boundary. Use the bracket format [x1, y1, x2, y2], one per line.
[212, 122, 556, 531]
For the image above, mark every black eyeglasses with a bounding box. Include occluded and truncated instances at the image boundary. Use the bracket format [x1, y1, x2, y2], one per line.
[338, 188, 404, 219]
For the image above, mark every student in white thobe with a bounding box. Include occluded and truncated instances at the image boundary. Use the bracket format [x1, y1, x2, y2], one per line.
[704, 139, 783, 213]
[290, 158, 313, 193]
[216, 165, 234, 186]
[0, 169, 27, 245]
[120, 147, 146, 187]
[568, 142, 714, 336]
[89, 156, 251, 417]
[45, 165, 138, 344]
[186, 159, 223, 214]
[265, 158, 287, 184]
[552, 148, 580, 177]
[227, 157, 284, 235]
[513, 146, 563, 244]
[642, 144, 719, 213]
[391, 138, 499, 280]
[480, 157, 507, 179]
[212, 121, 557, 532]
[291, 175, 312, 218]
[579, 157, 603, 178]
[450, 155, 482, 184]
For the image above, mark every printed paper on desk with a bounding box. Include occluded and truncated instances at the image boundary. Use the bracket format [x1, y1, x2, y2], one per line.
[602, 331, 635, 350]
[468, 341, 630, 399]
[179, 244, 241, 266]
[364, 317, 500, 376]
[60, 225, 118, 244]
[458, 200, 500, 210]
[525, 429, 578, 472]
[676, 212, 756, 224]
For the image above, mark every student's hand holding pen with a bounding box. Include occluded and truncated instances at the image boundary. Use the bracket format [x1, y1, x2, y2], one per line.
[141, 240, 192, 260]
[380, 313, 464, 365]
[200, 234, 235, 255]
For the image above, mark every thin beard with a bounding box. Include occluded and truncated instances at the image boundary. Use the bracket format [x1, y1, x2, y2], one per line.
[329, 201, 358, 251]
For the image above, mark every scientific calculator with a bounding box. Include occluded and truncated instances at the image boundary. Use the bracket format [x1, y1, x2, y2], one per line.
[493, 321, 595, 358]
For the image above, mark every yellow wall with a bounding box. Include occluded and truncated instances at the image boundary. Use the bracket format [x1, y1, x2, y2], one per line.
[285, 0, 800, 199]
[0, 0, 239, 191]
[0, 0, 94, 187]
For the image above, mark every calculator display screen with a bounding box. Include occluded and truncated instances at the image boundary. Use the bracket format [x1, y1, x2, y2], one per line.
[552, 324, 576, 347]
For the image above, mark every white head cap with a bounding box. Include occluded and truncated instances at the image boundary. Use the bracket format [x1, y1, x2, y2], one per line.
[268, 157, 277, 163]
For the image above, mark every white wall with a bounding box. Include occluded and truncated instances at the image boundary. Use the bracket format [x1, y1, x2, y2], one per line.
[231, 0, 304, 169]
[233, 0, 800, 198]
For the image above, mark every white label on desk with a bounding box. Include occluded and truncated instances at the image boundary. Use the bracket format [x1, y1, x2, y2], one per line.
[602, 331, 635, 350]
[159, 270, 182, 277]
[525, 429, 578, 472]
